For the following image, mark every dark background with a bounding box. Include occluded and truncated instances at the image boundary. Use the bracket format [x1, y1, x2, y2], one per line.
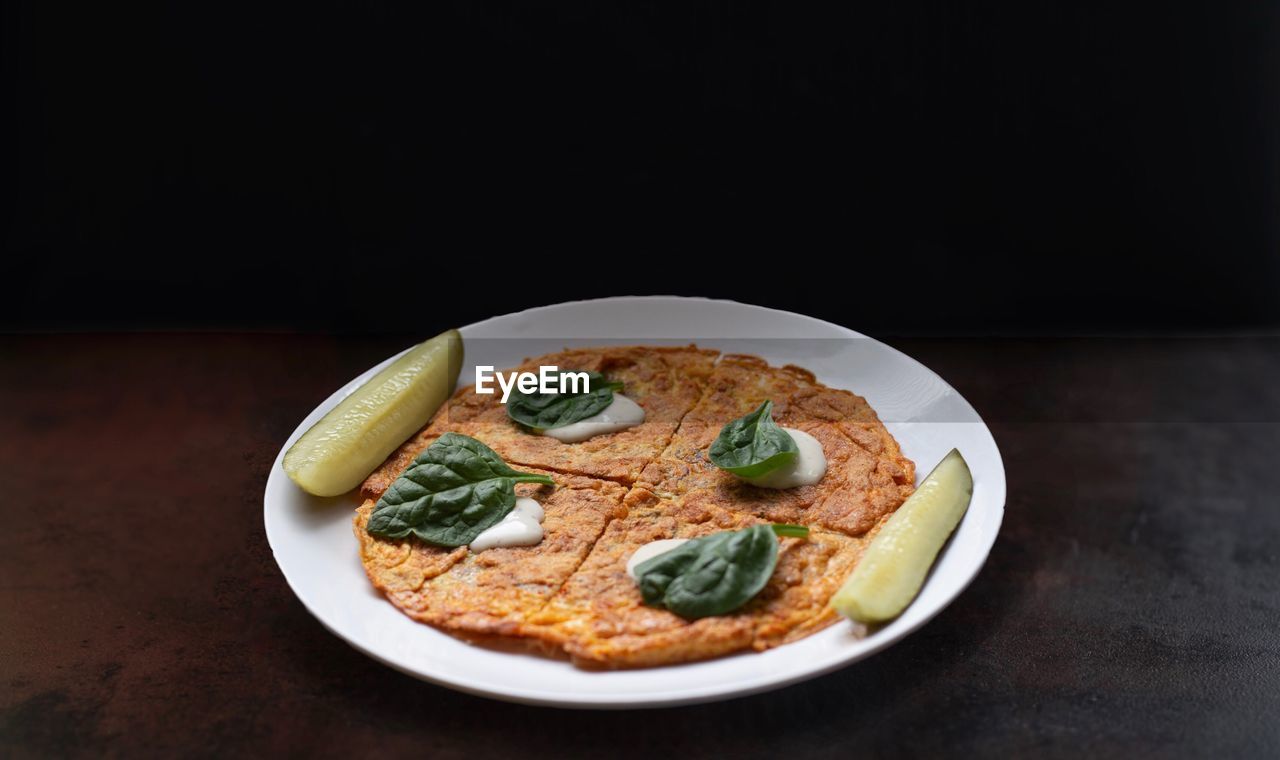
[4, 3, 1280, 758]
[4, 1, 1278, 334]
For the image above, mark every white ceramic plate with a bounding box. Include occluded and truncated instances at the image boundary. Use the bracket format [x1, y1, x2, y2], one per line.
[264, 296, 1006, 708]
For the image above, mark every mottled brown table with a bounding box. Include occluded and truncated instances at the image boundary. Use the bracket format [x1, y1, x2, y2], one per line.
[3, 333, 1277, 758]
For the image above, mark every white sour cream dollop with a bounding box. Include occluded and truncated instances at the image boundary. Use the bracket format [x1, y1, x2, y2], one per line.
[541, 394, 645, 443]
[470, 497, 545, 552]
[625, 538, 690, 580]
[741, 428, 827, 489]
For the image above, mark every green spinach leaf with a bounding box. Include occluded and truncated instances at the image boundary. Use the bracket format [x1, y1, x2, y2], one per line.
[506, 370, 624, 430]
[367, 432, 554, 546]
[708, 400, 798, 477]
[635, 524, 809, 619]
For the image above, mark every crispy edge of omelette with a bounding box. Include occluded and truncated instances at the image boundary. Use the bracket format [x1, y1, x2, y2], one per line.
[636, 353, 916, 537]
[359, 345, 719, 498]
[353, 503, 468, 595]
[519, 488, 885, 668]
[355, 468, 628, 638]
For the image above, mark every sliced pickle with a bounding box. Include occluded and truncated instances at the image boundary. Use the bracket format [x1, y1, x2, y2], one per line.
[282, 329, 462, 496]
[831, 449, 973, 623]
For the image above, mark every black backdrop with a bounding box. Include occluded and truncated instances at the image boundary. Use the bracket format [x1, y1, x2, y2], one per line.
[5, 1, 1278, 334]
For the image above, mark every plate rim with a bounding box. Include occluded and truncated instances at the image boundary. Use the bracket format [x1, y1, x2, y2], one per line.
[264, 295, 1006, 708]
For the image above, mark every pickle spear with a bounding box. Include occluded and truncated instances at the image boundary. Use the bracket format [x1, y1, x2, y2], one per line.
[282, 329, 463, 496]
[831, 448, 973, 623]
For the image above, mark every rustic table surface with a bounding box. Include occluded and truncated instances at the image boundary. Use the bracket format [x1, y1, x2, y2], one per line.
[2, 332, 1276, 758]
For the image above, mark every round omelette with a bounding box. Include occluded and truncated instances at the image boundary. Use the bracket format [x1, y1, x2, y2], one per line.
[354, 345, 915, 668]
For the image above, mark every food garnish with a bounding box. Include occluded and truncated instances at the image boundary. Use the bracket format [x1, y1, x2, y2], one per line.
[708, 400, 798, 478]
[367, 432, 554, 547]
[283, 329, 462, 496]
[506, 370, 624, 431]
[831, 449, 973, 623]
[634, 523, 809, 619]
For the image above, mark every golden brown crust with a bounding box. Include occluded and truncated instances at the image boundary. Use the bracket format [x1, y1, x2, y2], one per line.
[521, 490, 887, 667]
[353, 501, 467, 593]
[360, 345, 719, 498]
[636, 354, 915, 537]
[354, 346, 915, 668]
[362, 470, 628, 637]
